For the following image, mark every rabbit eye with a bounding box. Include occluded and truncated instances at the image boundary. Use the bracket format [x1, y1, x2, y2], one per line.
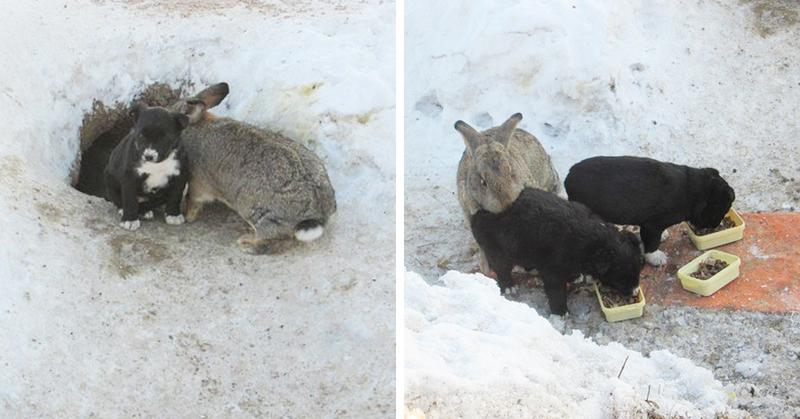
[479, 176, 487, 187]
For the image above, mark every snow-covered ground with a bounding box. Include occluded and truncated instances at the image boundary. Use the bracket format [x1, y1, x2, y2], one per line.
[0, 1, 394, 417]
[405, 0, 800, 417]
[406, 271, 746, 418]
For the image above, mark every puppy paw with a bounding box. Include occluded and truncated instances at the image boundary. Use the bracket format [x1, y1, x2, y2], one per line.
[645, 250, 668, 266]
[120, 220, 141, 231]
[165, 214, 185, 225]
[142, 210, 154, 220]
[661, 230, 670, 242]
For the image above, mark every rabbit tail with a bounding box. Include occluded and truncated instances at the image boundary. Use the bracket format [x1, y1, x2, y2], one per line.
[294, 219, 325, 242]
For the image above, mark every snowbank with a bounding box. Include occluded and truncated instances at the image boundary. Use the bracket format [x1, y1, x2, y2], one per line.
[0, 1, 393, 416]
[405, 271, 744, 418]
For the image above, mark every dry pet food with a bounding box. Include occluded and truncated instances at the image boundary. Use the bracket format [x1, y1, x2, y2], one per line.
[690, 258, 729, 280]
[598, 285, 640, 307]
[690, 216, 735, 236]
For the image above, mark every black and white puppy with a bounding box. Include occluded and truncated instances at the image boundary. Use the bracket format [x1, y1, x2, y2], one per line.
[104, 104, 189, 230]
[564, 156, 735, 266]
[470, 187, 644, 315]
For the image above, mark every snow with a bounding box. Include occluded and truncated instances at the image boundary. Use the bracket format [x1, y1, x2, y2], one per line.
[748, 244, 771, 260]
[404, 0, 799, 417]
[0, 1, 393, 417]
[405, 271, 745, 418]
[735, 360, 761, 379]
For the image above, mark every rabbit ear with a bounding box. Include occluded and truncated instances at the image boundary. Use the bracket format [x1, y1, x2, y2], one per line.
[496, 113, 523, 145]
[454, 120, 482, 154]
[181, 99, 206, 123]
[193, 82, 229, 109]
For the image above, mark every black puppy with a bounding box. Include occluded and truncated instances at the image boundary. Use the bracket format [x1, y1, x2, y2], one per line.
[564, 156, 735, 266]
[470, 187, 644, 315]
[104, 104, 190, 231]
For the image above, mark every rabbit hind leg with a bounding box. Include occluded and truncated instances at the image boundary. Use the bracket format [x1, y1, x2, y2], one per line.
[237, 234, 296, 255]
[183, 175, 221, 222]
[237, 219, 295, 255]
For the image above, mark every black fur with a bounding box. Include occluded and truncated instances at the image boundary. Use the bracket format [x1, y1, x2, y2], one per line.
[564, 156, 735, 254]
[470, 188, 644, 315]
[104, 105, 189, 224]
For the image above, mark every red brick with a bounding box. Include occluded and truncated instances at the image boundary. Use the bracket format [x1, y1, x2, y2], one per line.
[643, 212, 800, 313]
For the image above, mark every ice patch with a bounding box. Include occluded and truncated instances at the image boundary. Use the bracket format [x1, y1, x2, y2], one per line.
[735, 360, 761, 378]
[645, 250, 668, 266]
[413, 92, 443, 117]
[749, 244, 771, 260]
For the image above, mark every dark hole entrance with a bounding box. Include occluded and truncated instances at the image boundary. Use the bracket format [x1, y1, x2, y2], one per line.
[71, 83, 188, 198]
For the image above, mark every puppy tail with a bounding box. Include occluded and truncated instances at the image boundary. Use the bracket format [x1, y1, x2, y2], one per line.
[295, 219, 325, 242]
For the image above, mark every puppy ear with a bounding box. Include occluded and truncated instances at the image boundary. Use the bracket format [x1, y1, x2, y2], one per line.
[710, 176, 735, 206]
[173, 113, 190, 130]
[724, 184, 735, 203]
[692, 200, 708, 222]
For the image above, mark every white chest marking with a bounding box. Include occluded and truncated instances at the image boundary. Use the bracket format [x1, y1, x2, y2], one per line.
[137, 151, 181, 193]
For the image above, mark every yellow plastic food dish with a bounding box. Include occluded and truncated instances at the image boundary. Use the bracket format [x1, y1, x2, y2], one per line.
[594, 283, 646, 322]
[686, 208, 745, 250]
[677, 250, 741, 296]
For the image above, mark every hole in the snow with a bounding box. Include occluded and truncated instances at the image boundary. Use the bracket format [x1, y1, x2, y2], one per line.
[71, 83, 188, 198]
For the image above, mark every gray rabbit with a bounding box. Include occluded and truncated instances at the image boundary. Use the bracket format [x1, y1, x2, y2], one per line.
[169, 83, 336, 254]
[455, 113, 560, 273]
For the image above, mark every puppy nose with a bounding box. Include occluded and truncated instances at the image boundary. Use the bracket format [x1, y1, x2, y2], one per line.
[144, 154, 155, 162]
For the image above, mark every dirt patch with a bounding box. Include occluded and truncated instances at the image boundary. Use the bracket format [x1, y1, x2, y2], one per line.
[107, 234, 171, 278]
[744, 0, 800, 37]
[0, 155, 24, 180]
[34, 202, 63, 223]
[84, 216, 115, 235]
